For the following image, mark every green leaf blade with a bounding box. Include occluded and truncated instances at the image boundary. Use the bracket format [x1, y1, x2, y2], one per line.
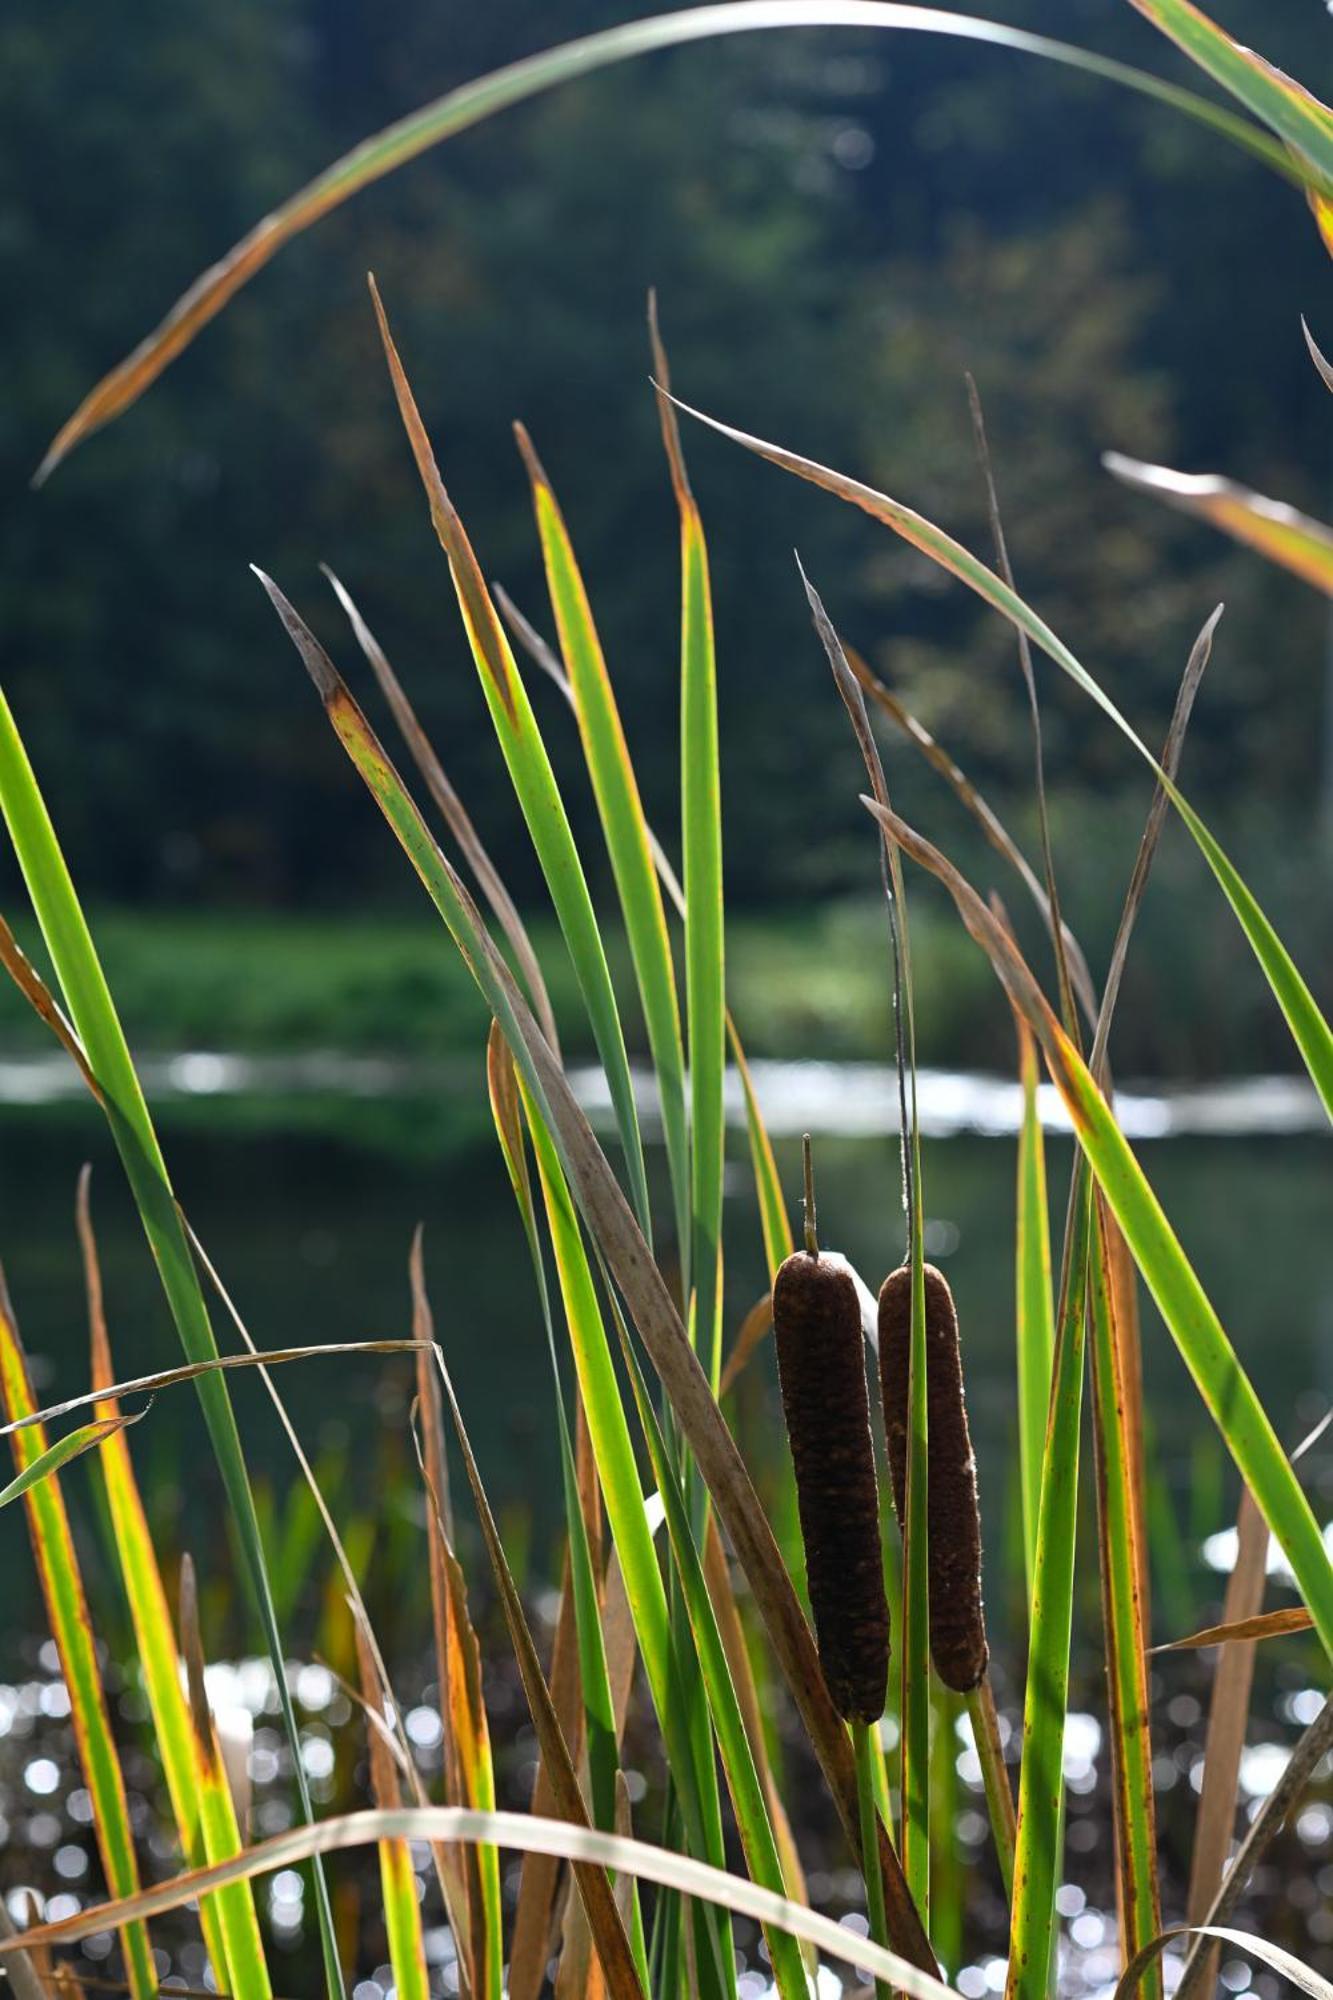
[366, 297, 652, 1238]
[1005, 1173, 1092, 2000]
[520, 440, 690, 1268]
[1014, 1017, 1055, 1592]
[0, 686, 343, 1999]
[675, 404, 1333, 1123]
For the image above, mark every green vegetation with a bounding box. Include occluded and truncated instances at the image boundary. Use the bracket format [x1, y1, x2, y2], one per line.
[8, 841, 1324, 1079]
[0, 6, 1331, 2000]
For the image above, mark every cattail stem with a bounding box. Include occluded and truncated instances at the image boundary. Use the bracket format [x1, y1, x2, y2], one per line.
[852, 1719, 892, 2000]
[966, 1679, 1016, 1898]
[801, 1132, 819, 1258]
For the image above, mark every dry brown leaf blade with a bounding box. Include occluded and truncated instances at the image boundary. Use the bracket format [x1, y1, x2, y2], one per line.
[1153, 1604, 1314, 1655]
[262, 578, 935, 1973]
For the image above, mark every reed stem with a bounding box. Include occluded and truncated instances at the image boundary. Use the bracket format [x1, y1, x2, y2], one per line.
[852, 1718, 892, 2000]
[966, 1678, 1016, 1897]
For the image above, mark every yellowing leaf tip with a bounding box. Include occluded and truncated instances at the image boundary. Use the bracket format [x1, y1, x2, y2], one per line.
[511, 420, 551, 496]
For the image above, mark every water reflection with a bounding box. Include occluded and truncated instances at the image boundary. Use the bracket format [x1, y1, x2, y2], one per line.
[0, 1048, 1325, 1140]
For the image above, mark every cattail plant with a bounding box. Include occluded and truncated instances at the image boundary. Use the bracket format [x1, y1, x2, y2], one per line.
[773, 1138, 889, 1724]
[878, 1261, 988, 1693]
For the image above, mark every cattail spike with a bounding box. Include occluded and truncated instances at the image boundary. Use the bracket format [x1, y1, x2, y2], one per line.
[774, 1230, 889, 1723]
[878, 1262, 988, 1694]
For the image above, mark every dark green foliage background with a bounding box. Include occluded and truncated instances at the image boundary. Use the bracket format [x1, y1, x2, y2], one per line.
[2, 0, 1330, 1066]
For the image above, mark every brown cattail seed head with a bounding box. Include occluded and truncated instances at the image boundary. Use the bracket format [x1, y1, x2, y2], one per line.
[878, 1261, 988, 1693]
[774, 1248, 890, 1722]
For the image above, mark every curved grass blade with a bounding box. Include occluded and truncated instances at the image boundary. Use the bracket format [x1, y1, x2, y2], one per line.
[0, 1805, 961, 2000]
[0, 1407, 145, 1507]
[652, 302, 726, 1380]
[0, 1274, 158, 2000]
[1117, 1926, 1333, 2000]
[672, 398, 1333, 1120]
[322, 566, 561, 1054]
[429, 1350, 646, 2000]
[262, 583, 935, 1974]
[1174, 1693, 1333, 1997]
[1126, 0, 1333, 194]
[863, 796, 1333, 1657]
[514, 426, 689, 1266]
[36, 2, 1295, 482]
[178, 1557, 275, 2000]
[0, 1339, 428, 1439]
[78, 1173, 245, 1995]
[355, 1625, 430, 2000]
[366, 283, 651, 1237]
[0, 686, 344, 1997]
[1104, 453, 1333, 593]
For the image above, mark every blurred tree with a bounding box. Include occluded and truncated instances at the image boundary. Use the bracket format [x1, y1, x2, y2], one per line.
[0, 0, 1329, 926]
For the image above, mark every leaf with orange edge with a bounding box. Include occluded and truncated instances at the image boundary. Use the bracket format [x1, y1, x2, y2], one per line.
[36, 3, 1293, 482]
[0, 1273, 158, 2000]
[1127, 0, 1333, 196]
[367, 277, 650, 1239]
[0, 1408, 145, 1508]
[1104, 452, 1333, 593]
[355, 1623, 430, 2000]
[78, 1170, 245, 1996]
[410, 1241, 501, 2000]
[177, 1556, 274, 2000]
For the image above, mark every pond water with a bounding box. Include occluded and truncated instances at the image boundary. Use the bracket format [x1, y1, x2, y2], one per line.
[0, 1061, 1328, 1990]
[0, 1056, 1327, 1673]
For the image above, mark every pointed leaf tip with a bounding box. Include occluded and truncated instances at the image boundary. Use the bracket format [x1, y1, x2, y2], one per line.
[1303, 315, 1333, 393]
[252, 569, 341, 699]
[512, 420, 550, 492]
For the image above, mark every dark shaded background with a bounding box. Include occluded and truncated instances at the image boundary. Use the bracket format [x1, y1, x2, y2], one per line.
[2, 0, 1331, 1065]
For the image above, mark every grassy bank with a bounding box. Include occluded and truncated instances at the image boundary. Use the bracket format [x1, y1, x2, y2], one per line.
[3, 825, 1327, 1084]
